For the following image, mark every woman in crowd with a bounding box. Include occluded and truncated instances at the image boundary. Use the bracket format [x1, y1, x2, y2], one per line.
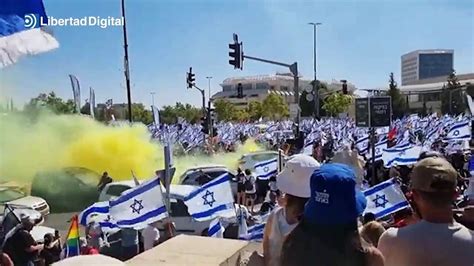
[281, 163, 384, 266]
[263, 154, 320, 266]
[236, 168, 246, 206]
[244, 169, 257, 213]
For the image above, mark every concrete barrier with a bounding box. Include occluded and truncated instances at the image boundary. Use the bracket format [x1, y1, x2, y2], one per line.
[126, 235, 263, 266]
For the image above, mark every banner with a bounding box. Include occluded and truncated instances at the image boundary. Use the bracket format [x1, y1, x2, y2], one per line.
[89, 87, 95, 118]
[69, 74, 81, 113]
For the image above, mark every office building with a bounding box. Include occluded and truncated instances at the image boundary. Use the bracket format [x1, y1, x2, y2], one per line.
[401, 49, 454, 85]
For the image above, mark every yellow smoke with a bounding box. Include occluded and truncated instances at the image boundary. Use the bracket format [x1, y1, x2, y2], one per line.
[0, 111, 263, 186]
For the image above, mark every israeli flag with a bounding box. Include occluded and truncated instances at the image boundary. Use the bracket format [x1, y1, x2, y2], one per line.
[0, 0, 59, 68]
[78, 201, 109, 227]
[254, 158, 278, 180]
[355, 135, 369, 155]
[109, 177, 167, 229]
[239, 223, 266, 242]
[384, 145, 422, 168]
[184, 173, 234, 222]
[445, 121, 471, 141]
[208, 218, 224, 238]
[363, 179, 410, 219]
[367, 139, 387, 162]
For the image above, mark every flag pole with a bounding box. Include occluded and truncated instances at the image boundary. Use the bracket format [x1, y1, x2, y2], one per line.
[121, 0, 133, 123]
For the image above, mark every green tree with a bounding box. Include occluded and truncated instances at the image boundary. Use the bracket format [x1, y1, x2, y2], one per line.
[262, 94, 289, 120]
[24, 92, 75, 115]
[159, 102, 202, 124]
[213, 99, 236, 121]
[247, 101, 263, 121]
[322, 93, 353, 117]
[441, 69, 464, 115]
[232, 109, 250, 121]
[385, 73, 407, 118]
[130, 103, 153, 125]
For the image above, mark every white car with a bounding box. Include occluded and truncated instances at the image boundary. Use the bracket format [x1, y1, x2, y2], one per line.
[237, 151, 281, 171]
[98, 182, 239, 236]
[178, 165, 238, 197]
[0, 187, 50, 217]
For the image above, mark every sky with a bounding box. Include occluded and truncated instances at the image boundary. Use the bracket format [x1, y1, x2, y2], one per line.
[1, 0, 473, 108]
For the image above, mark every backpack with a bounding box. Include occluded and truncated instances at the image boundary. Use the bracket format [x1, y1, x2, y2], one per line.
[244, 176, 254, 191]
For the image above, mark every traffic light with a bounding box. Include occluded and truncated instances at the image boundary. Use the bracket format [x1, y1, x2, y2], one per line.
[201, 116, 209, 134]
[186, 67, 195, 89]
[341, 80, 348, 94]
[229, 34, 243, 69]
[237, 83, 243, 98]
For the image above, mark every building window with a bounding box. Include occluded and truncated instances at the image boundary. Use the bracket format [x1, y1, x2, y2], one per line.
[242, 84, 252, 91]
[421, 93, 440, 102]
[418, 53, 453, 80]
[256, 83, 269, 90]
[250, 94, 259, 97]
[222, 85, 232, 91]
[270, 86, 275, 90]
[281, 86, 289, 91]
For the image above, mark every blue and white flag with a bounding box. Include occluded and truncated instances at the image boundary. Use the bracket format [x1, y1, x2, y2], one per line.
[109, 177, 167, 229]
[152, 105, 160, 126]
[355, 135, 369, 155]
[184, 173, 234, 222]
[0, 0, 59, 68]
[254, 158, 277, 180]
[69, 74, 81, 113]
[89, 87, 95, 119]
[382, 146, 422, 168]
[445, 121, 471, 141]
[239, 222, 265, 242]
[363, 179, 410, 219]
[208, 218, 224, 238]
[78, 201, 109, 227]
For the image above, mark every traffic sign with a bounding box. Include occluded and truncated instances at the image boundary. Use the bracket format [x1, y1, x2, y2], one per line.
[355, 97, 392, 127]
[355, 98, 370, 127]
[370, 96, 392, 127]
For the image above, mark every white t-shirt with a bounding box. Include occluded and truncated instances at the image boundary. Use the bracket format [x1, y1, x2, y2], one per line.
[142, 225, 160, 251]
[378, 220, 474, 266]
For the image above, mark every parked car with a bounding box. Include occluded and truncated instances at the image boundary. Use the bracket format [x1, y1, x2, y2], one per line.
[31, 167, 100, 213]
[238, 151, 281, 171]
[178, 165, 238, 197]
[0, 186, 50, 217]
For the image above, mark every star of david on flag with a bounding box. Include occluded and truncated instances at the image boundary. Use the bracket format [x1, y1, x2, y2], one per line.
[254, 158, 278, 180]
[445, 121, 471, 141]
[363, 178, 410, 219]
[109, 177, 167, 229]
[184, 173, 235, 222]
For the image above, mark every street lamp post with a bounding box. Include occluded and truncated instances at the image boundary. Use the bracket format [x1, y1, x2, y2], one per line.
[308, 22, 322, 118]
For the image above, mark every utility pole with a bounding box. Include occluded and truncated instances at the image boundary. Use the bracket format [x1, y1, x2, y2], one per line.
[121, 0, 132, 123]
[309, 22, 322, 118]
[206, 76, 213, 139]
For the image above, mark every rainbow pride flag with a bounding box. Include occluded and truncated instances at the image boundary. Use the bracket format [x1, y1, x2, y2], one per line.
[64, 214, 80, 257]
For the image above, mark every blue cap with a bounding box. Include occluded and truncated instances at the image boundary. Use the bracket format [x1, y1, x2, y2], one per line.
[304, 163, 367, 225]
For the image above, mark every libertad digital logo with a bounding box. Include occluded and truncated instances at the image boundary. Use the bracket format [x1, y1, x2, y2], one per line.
[24, 14, 38, 29]
[24, 14, 124, 29]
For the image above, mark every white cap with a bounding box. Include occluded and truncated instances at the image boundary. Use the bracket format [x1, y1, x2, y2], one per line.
[277, 154, 320, 198]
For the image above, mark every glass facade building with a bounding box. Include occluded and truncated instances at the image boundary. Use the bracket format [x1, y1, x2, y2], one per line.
[401, 50, 453, 85]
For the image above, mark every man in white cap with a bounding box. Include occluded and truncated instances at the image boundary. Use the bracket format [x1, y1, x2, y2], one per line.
[262, 154, 320, 266]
